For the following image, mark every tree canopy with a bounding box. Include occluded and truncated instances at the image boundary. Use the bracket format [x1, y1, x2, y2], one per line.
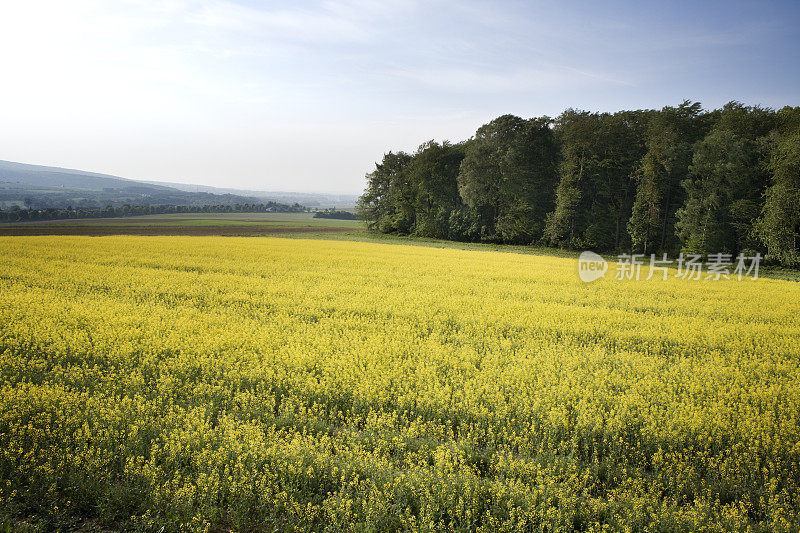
[359, 102, 800, 266]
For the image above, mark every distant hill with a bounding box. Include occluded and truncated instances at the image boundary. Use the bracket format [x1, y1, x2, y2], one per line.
[0, 160, 176, 191]
[0, 160, 357, 209]
[141, 180, 359, 208]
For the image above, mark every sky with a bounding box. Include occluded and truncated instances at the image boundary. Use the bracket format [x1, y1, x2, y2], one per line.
[0, 0, 798, 194]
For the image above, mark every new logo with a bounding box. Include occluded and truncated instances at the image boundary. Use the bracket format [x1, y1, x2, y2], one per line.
[578, 251, 607, 283]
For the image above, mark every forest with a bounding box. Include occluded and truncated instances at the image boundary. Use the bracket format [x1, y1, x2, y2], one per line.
[358, 102, 800, 266]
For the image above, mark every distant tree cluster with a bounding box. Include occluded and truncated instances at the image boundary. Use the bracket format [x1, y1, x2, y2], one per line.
[0, 202, 306, 223]
[358, 102, 800, 266]
[313, 209, 359, 220]
[1, 190, 272, 211]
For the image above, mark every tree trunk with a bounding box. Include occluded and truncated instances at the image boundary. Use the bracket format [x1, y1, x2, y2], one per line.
[661, 186, 671, 252]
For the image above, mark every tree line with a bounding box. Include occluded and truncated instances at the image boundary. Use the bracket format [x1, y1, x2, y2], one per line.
[0, 202, 306, 223]
[313, 209, 359, 220]
[358, 102, 800, 266]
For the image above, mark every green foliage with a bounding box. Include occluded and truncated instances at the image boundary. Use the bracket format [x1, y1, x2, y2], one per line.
[628, 101, 707, 254]
[677, 130, 757, 255]
[0, 202, 306, 223]
[313, 209, 359, 220]
[543, 109, 597, 247]
[460, 115, 559, 243]
[546, 109, 648, 249]
[676, 103, 775, 256]
[756, 107, 800, 265]
[627, 154, 662, 254]
[359, 101, 800, 266]
[357, 151, 414, 234]
[408, 141, 465, 239]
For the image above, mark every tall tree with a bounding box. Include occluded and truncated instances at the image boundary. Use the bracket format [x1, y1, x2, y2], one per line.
[408, 141, 465, 238]
[585, 110, 649, 250]
[358, 102, 800, 267]
[357, 151, 414, 233]
[676, 102, 775, 256]
[458, 115, 558, 243]
[676, 129, 755, 254]
[495, 117, 559, 243]
[756, 106, 800, 265]
[544, 109, 598, 247]
[628, 101, 706, 254]
[545, 110, 647, 250]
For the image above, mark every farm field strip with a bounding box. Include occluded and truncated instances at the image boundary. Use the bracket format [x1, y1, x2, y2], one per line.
[0, 236, 799, 531]
[0, 213, 362, 236]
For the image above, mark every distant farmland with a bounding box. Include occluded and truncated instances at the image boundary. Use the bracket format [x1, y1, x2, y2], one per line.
[0, 212, 362, 236]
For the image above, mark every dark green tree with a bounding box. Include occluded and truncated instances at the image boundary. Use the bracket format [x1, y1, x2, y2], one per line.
[628, 101, 706, 254]
[458, 115, 559, 243]
[676, 103, 775, 256]
[585, 110, 649, 250]
[545, 110, 647, 250]
[357, 152, 414, 233]
[544, 109, 598, 247]
[408, 141, 465, 239]
[676, 129, 755, 254]
[756, 106, 800, 265]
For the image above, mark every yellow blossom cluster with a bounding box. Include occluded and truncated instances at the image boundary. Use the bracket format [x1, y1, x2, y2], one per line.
[0, 236, 798, 531]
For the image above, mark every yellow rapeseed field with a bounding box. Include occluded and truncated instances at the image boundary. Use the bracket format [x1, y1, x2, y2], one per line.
[1, 236, 799, 532]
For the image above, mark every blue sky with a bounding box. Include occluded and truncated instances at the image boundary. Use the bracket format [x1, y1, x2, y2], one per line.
[0, 0, 798, 193]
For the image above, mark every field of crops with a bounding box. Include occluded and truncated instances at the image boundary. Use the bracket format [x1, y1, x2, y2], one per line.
[0, 213, 361, 237]
[1, 236, 799, 532]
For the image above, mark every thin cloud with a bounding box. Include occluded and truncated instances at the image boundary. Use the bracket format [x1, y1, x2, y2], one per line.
[0, 0, 796, 194]
[185, 0, 416, 44]
[393, 65, 632, 94]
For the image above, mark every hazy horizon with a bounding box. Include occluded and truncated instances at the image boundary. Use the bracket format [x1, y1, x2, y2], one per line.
[1, 0, 799, 195]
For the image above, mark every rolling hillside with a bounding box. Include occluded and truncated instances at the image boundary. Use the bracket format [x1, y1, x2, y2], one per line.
[0, 160, 358, 209]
